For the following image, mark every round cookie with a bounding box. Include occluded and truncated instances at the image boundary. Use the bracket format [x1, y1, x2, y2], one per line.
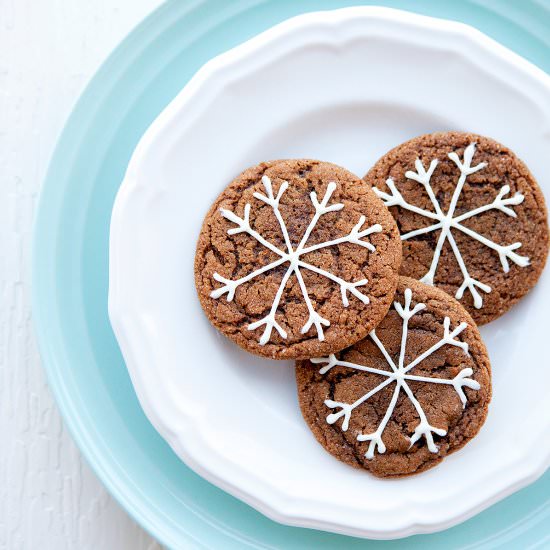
[296, 276, 491, 478]
[364, 131, 549, 325]
[195, 159, 401, 360]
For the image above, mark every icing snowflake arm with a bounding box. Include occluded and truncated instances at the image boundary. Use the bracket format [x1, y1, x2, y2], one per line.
[394, 287, 426, 320]
[246, 267, 292, 345]
[300, 216, 382, 254]
[448, 143, 529, 270]
[448, 142, 487, 176]
[404, 367, 480, 408]
[297, 260, 370, 306]
[210, 257, 287, 300]
[369, 329, 398, 372]
[445, 230, 492, 309]
[310, 354, 396, 377]
[403, 381, 447, 453]
[294, 266, 330, 341]
[356, 383, 401, 458]
[372, 178, 441, 220]
[452, 221, 530, 272]
[418, 229, 449, 286]
[253, 176, 293, 252]
[394, 288, 427, 370]
[450, 368, 481, 406]
[218, 204, 286, 257]
[405, 157, 444, 216]
[453, 184, 525, 222]
[310, 354, 339, 373]
[324, 378, 394, 432]
[211, 177, 290, 304]
[402, 316, 469, 374]
[296, 182, 344, 251]
[400, 222, 443, 241]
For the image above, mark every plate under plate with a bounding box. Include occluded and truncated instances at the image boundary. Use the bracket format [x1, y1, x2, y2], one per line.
[34, 1, 550, 547]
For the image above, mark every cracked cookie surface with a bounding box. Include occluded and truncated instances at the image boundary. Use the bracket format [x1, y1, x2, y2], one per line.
[195, 159, 401, 359]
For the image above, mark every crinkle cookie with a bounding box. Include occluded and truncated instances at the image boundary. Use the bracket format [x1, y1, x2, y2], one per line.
[296, 277, 491, 478]
[195, 159, 401, 359]
[364, 132, 548, 324]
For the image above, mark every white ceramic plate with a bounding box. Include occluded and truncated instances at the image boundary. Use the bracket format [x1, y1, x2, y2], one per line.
[109, 7, 550, 539]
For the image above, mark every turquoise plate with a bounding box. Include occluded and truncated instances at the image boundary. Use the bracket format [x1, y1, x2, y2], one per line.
[33, 0, 550, 548]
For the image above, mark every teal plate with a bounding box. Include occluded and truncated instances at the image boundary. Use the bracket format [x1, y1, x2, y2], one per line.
[33, 0, 550, 548]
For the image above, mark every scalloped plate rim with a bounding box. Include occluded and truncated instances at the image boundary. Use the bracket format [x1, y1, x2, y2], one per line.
[109, 6, 550, 540]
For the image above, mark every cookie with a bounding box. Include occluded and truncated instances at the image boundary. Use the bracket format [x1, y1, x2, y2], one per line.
[364, 132, 548, 324]
[296, 277, 491, 478]
[195, 159, 401, 360]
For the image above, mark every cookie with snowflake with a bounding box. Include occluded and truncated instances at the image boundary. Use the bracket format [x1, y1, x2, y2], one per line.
[365, 132, 548, 324]
[195, 159, 401, 359]
[296, 277, 491, 477]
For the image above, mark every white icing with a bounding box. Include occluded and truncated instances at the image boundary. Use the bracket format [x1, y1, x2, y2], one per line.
[372, 142, 529, 309]
[211, 176, 382, 345]
[313, 288, 480, 459]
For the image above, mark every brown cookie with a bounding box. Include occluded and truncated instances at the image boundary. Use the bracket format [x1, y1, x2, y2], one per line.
[195, 159, 401, 359]
[364, 132, 549, 324]
[296, 276, 491, 478]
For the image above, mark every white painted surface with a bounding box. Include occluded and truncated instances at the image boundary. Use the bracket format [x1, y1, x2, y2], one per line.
[0, 1, 163, 548]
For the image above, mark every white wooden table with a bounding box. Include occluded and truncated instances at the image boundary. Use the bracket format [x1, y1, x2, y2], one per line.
[0, 1, 165, 547]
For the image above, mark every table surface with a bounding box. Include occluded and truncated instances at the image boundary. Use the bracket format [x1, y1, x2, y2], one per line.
[0, 1, 163, 548]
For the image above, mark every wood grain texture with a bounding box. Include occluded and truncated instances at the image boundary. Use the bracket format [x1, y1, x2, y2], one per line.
[0, 1, 164, 548]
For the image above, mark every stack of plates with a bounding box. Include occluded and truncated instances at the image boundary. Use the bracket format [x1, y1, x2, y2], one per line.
[34, 2, 550, 548]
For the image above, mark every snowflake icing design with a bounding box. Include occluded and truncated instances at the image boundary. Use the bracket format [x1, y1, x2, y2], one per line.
[372, 142, 529, 309]
[210, 176, 382, 345]
[313, 288, 480, 459]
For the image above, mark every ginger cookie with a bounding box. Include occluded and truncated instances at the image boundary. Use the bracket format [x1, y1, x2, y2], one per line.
[296, 277, 491, 478]
[195, 159, 401, 360]
[364, 132, 548, 325]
